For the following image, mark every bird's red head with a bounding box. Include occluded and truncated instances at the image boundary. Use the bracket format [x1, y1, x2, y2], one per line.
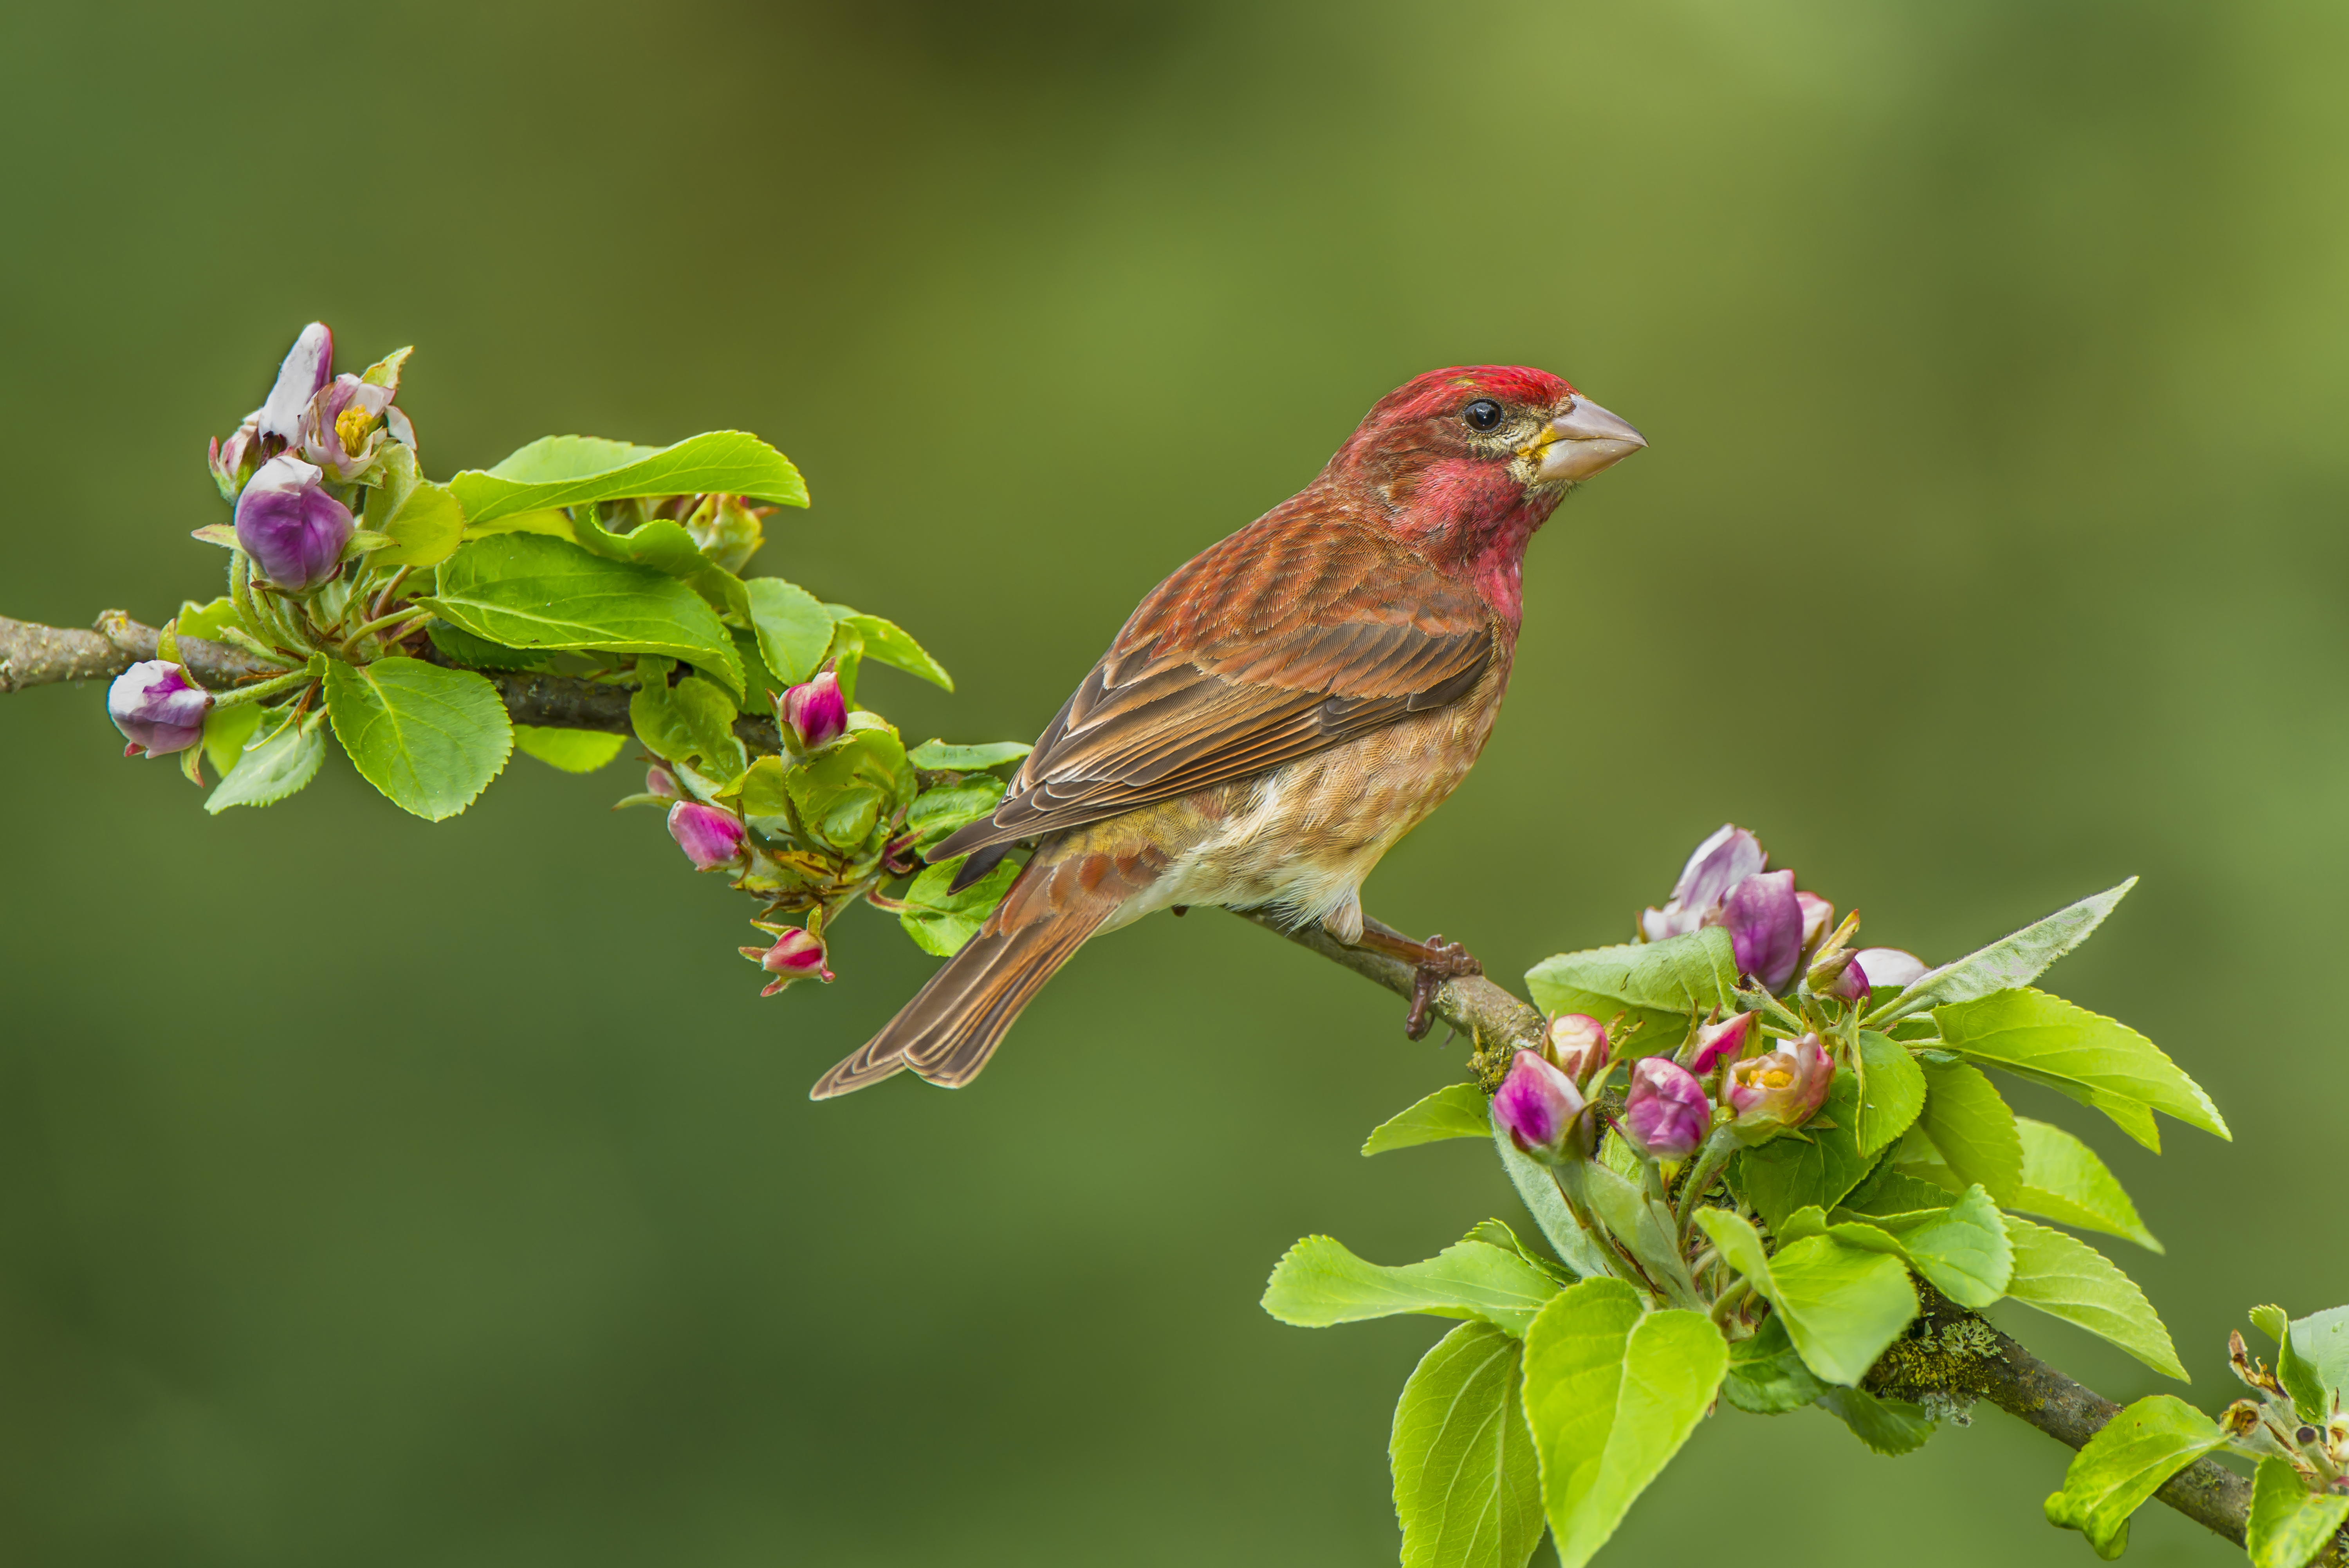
[1324, 365, 1645, 622]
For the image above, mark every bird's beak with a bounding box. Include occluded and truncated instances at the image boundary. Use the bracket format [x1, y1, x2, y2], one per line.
[1534, 394, 1647, 483]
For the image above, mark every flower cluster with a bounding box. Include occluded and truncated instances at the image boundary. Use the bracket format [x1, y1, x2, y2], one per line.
[210, 323, 419, 592]
[2224, 1331, 2349, 1493]
[1499, 824, 1934, 1181]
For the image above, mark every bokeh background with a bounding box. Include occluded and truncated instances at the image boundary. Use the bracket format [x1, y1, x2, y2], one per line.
[2, 2, 2344, 1562]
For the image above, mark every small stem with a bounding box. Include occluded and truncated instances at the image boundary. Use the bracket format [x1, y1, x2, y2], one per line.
[341, 607, 429, 654]
[1674, 1129, 1740, 1238]
[1709, 1279, 1753, 1324]
[367, 564, 413, 625]
[216, 626, 296, 667]
[229, 549, 259, 635]
[209, 670, 315, 711]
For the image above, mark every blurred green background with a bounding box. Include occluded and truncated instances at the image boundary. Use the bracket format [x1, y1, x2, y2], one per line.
[2, 1, 2343, 1562]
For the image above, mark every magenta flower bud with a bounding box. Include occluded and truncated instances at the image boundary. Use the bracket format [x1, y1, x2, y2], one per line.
[1494, 1049, 1593, 1166]
[646, 765, 680, 799]
[1854, 948, 1929, 990]
[1546, 1013, 1610, 1085]
[667, 801, 747, 869]
[1728, 1032, 1835, 1137]
[741, 925, 834, 995]
[1719, 868, 1804, 991]
[1796, 891, 1834, 951]
[208, 413, 262, 501]
[781, 669, 847, 749]
[1826, 955, 1870, 1002]
[256, 322, 334, 445]
[1684, 1011, 1755, 1075]
[1623, 1056, 1711, 1161]
[107, 660, 212, 756]
[1640, 823, 1766, 941]
[235, 455, 353, 591]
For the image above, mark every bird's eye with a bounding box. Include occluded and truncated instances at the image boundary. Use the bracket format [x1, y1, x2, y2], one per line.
[1463, 399, 1504, 433]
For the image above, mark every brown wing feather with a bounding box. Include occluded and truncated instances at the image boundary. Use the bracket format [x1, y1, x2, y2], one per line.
[933, 508, 1495, 864]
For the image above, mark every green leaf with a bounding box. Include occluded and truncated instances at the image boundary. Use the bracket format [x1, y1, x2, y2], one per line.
[1261, 1236, 1564, 1339]
[1915, 1059, 2024, 1202]
[199, 698, 263, 778]
[1390, 1321, 1546, 1568]
[569, 511, 751, 621]
[2003, 1217, 2185, 1380]
[1583, 1163, 1698, 1307]
[2253, 1306, 2349, 1423]
[629, 662, 747, 782]
[2248, 1456, 2349, 1568]
[361, 442, 466, 568]
[1696, 1211, 1918, 1387]
[895, 857, 1019, 957]
[743, 577, 835, 686]
[1491, 1126, 1613, 1282]
[909, 739, 1034, 771]
[425, 620, 545, 671]
[2042, 1394, 2226, 1559]
[1866, 1184, 2014, 1308]
[1815, 1386, 1938, 1455]
[204, 714, 325, 813]
[1863, 879, 2136, 1026]
[832, 610, 952, 691]
[1526, 929, 1738, 1045]
[1520, 1278, 1727, 1568]
[422, 534, 743, 695]
[778, 720, 913, 853]
[513, 725, 625, 773]
[1933, 988, 2229, 1153]
[1737, 1070, 1881, 1231]
[906, 777, 1005, 850]
[449, 430, 808, 524]
[1839, 1164, 1963, 1220]
[322, 657, 513, 821]
[1461, 1220, 1575, 1288]
[1855, 1031, 1928, 1154]
[175, 595, 253, 646]
[2011, 1118, 2162, 1253]
[1721, 1316, 1829, 1414]
[1366, 1083, 1494, 1155]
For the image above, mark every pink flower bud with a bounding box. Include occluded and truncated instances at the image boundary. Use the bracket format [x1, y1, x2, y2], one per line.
[780, 669, 847, 749]
[1719, 868, 1803, 992]
[1640, 823, 1765, 941]
[1853, 948, 1929, 990]
[1796, 891, 1834, 951]
[741, 925, 834, 995]
[1684, 1011, 1755, 1075]
[256, 323, 334, 445]
[208, 413, 262, 501]
[1494, 1049, 1593, 1166]
[235, 454, 353, 591]
[1727, 1032, 1835, 1137]
[666, 801, 746, 869]
[1826, 955, 1870, 1002]
[1546, 1013, 1610, 1085]
[1623, 1056, 1711, 1161]
[107, 660, 212, 756]
[646, 765, 679, 799]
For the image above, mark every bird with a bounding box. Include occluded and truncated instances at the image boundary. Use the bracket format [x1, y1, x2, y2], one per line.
[810, 366, 1645, 1099]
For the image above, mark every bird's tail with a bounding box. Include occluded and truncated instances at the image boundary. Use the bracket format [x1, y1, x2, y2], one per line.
[808, 840, 1162, 1099]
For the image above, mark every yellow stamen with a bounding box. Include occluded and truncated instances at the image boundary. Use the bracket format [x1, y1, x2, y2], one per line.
[335, 404, 375, 457]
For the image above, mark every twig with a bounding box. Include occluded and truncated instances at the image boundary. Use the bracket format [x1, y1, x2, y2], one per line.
[0, 607, 2314, 1559]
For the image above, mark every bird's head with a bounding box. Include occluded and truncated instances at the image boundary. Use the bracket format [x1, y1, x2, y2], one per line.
[1325, 365, 1645, 619]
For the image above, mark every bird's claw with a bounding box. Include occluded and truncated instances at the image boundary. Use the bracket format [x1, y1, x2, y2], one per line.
[1405, 934, 1481, 1041]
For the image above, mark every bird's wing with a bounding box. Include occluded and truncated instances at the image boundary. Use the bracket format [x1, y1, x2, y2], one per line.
[932, 512, 1496, 858]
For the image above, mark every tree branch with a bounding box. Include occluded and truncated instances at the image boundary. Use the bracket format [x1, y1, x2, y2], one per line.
[0, 613, 781, 749]
[1, 609, 2324, 1560]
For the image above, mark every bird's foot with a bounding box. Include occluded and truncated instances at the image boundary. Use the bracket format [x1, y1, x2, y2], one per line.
[1349, 923, 1483, 1040]
[1404, 934, 1483, 1040]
